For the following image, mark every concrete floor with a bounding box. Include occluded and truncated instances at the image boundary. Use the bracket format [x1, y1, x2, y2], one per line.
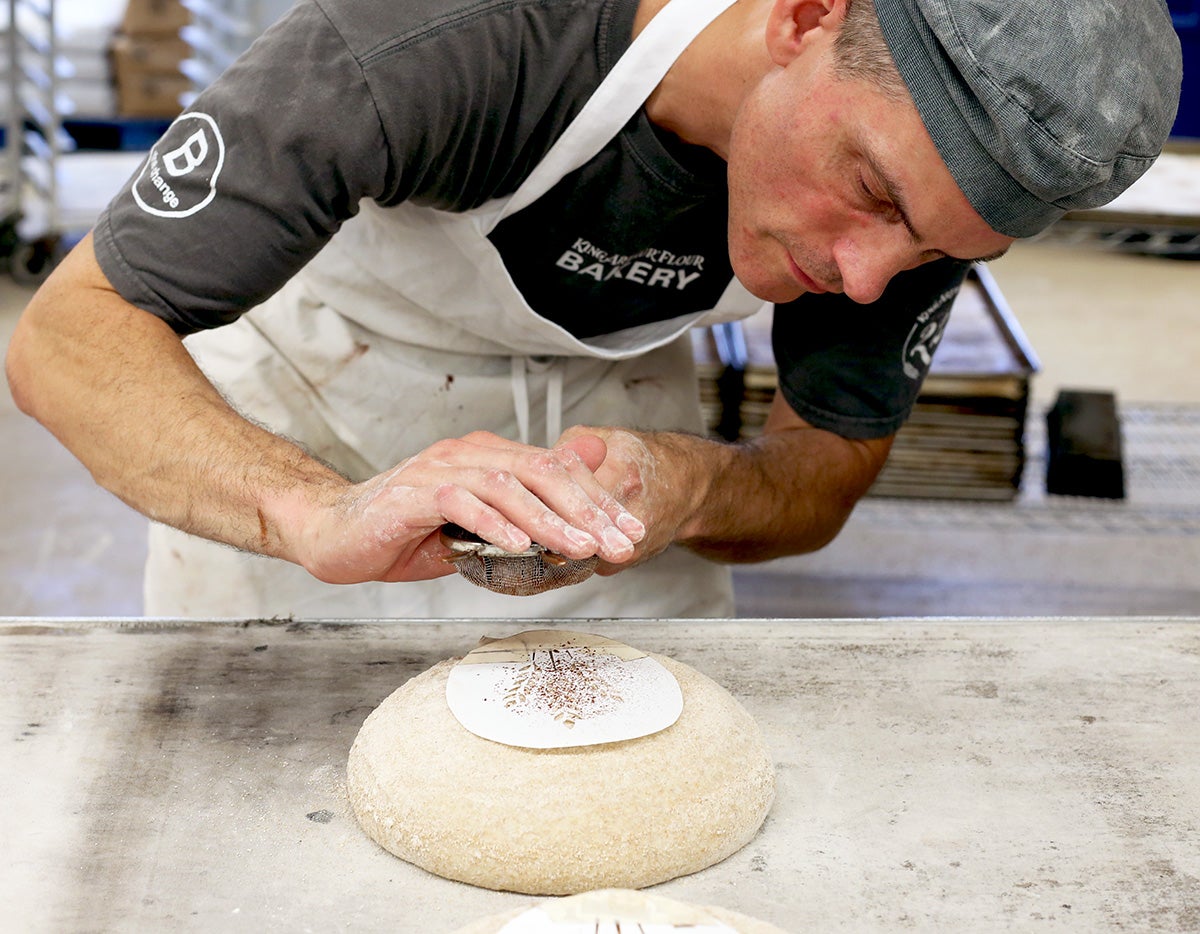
[1, 211, 1198, 618]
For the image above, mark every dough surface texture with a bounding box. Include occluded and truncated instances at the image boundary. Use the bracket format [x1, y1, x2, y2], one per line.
[346, 652, 775, 895]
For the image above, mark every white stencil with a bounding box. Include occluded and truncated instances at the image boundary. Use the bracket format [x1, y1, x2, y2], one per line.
[446, 630, 682, 749]
[497, 908, 736, 934]
[495, 888, 738, 933]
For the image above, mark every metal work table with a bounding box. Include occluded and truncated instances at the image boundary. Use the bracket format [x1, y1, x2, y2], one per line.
[2, 618, 1198, 931]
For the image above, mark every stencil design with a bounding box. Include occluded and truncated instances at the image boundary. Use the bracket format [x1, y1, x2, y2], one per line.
[501, 647, 628, 728]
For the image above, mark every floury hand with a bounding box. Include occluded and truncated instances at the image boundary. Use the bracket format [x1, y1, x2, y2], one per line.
[291, 431, 647, 586]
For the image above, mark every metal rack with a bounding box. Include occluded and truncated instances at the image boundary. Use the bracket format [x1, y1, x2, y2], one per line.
[2, 0, 76, 282]
[179, 0, 290, 100]
[1032, 214, 1200, 258]
[1032, 145, 1200, 259]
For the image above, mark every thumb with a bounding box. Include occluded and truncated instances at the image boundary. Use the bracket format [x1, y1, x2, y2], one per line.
[556, 432, 608, 473]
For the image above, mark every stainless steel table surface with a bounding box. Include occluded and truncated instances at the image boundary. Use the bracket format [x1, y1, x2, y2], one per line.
[2, 617, 1198, 932]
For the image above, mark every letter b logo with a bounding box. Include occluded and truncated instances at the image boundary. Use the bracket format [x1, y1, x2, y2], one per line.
[164, 129, 209, 177]
[133, 112, 226, 219]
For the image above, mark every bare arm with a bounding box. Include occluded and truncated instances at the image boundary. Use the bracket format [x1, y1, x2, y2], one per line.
[5, 235, 643, 584]
[562, 390, 892, 570]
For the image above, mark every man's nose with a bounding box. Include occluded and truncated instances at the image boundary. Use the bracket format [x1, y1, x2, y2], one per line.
[831, 235, 910, 304]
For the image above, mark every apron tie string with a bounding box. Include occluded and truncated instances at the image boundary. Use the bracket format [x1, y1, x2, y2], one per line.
[546, 359, 563, 446]
[510, 356, 566, 448]
[510, 355, 531, 445]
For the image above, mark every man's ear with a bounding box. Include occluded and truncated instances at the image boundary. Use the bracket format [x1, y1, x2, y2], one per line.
[764, 0, 848, 66]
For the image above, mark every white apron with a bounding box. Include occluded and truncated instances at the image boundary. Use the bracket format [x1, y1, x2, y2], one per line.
[146, 0, 767, 619]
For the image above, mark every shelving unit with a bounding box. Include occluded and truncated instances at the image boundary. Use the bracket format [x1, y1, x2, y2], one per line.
[179, 0, 290, 101]
[3, 0, 76, 281]
[1033, 146, 1200, 258]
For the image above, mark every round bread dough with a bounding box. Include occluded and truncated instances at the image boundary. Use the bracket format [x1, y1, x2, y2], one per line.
[450, 888, 789, 934]
[346, 651, 775, 895]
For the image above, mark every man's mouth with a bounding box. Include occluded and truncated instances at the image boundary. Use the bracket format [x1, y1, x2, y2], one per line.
[786, 254, 828, 294]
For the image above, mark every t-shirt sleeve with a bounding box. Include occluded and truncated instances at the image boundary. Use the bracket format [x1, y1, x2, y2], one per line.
[92, 0, 392, 335]
[770, 258, 970, 440]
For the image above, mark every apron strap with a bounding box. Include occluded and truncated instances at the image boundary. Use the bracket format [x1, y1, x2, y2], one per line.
[545, 360, 564, 445]
[511, 356, 532, 445]
[491, 0, 740, 225]
[511, 356, 567, 447]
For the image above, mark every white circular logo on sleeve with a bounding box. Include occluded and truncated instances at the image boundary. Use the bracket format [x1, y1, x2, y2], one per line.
[901, 287, 955, 380]
[133, 112, 226, 218]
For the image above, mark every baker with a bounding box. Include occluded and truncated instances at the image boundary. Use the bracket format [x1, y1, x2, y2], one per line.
[6, 0, 1181, 618]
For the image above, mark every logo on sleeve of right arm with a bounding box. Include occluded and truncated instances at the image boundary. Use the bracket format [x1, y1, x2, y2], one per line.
[133, 112, 226, 218]
[900, 286, 957, 381]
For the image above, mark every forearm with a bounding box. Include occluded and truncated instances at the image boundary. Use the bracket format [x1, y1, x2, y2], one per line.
[572, 394, 891, 566]
[5, 235, 349, 563]
[667, 425, 888, 562]
[7, 237, 645, 586]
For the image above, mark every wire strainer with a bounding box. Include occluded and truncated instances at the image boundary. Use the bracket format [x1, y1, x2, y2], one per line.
[439, 523, 599, 596]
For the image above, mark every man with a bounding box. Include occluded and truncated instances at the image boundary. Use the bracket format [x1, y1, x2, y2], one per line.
[5, 0, 1181, 618]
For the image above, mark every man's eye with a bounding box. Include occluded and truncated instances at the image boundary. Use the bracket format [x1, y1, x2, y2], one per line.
[857, 173, 889, 209]
[857, 172, 901, 221]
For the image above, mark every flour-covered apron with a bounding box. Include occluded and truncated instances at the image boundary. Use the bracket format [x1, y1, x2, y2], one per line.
[146, 0, 767, 618]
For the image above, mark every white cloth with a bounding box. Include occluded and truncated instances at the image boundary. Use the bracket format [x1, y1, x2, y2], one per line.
[146, 0, 767, 619]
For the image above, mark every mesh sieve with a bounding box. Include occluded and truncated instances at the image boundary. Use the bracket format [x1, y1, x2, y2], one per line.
[439, 523, 599, 596]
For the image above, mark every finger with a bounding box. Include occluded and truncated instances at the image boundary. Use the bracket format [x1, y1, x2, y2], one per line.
[505, 446, 642, 559]
[377, 529, 461, 583]
[432, 482, 533, 553]
[462, 433, 616, 515]
[383, 547, 461, 583]
[554, 437, 647, 540]
[556, 432, 607, 472]
[430, 438, 639, 559]
[555, 433, 648, 537]
[433, 478, 605, 561]
[396, 433, 639, 560]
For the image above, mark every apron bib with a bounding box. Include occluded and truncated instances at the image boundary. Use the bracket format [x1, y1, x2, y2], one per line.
[146, 0, 767, 619]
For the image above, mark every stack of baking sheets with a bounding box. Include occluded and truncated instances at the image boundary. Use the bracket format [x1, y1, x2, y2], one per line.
[692, 265, 1039, 501]
[691, 326, 727, 442]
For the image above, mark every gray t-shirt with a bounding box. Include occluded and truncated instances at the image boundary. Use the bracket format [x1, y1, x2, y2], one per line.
[93, 0, 966, 440]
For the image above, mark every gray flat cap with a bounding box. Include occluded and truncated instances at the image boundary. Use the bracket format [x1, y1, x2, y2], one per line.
[876, 0, 1183, 237]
